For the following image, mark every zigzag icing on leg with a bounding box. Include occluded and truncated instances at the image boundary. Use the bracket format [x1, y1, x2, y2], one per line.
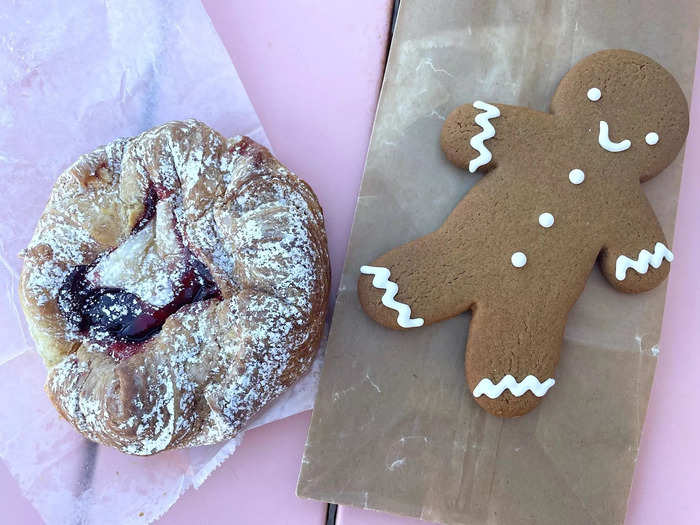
[615, 242, 673, 281]
[468, 100, 500, 173]
[360, 265, 424, 328]
[473, 374, 555, 399]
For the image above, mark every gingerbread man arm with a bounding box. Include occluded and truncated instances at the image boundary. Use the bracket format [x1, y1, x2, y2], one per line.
[440, 102, 547, 173]
[599, 189, 672, 293]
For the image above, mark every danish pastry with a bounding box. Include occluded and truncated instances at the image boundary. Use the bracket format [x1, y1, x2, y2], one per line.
[20, 120, 330, 454]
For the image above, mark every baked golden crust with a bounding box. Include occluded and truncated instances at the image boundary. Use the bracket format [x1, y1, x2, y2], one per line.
[19, 120, 330, 454]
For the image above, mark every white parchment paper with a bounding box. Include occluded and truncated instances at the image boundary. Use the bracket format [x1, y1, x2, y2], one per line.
[0, 1, 321, 523]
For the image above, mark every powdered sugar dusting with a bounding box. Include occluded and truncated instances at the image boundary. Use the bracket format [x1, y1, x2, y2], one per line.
[87, 200, 187, 307]
[22, 120, 330, 454]
[125, 364, 176, 456]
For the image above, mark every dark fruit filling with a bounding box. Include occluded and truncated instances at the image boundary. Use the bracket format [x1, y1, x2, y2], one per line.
[58, 257, 220, 360]
[132, 183, 158, 233]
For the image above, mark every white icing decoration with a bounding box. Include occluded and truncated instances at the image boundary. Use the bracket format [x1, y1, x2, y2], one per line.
[615, 242, 674, 281]
[468, 100, 500, 173]
[587, 87, 601, 101]
[538, 212, 554, 228]
[511, 252, 527, 268]
[473, 375, 555, 399]
[360, 265, 424, 328]
[598, 121, 631, 152]
[568, 168, 585, 184]
[645, 132, 659, 145]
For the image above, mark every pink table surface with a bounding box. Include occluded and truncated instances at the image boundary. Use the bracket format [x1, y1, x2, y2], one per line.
[4, 3, 700, 525]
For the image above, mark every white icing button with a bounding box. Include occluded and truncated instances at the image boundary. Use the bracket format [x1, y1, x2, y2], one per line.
[511, 252, 527, 268]
[568, 168, 585, 184]
[587, 87, 601, 101]
[645, 132, 659, 145]
[538, 212, 554, 228]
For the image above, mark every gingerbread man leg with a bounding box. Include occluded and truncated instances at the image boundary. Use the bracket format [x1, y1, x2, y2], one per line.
[465, 302, 565, 417]
[358, 230, 476, 330]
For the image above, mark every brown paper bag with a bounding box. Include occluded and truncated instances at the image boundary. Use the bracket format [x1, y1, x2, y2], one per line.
[298, 2, 699, 523]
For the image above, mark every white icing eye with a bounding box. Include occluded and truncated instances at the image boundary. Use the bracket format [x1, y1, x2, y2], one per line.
[587, 87, 601, 101]
[568, 169, 585, 185]
[538, 213, 554, 228]
[645, 132, 659, 145]
[511, 252, 527, 268]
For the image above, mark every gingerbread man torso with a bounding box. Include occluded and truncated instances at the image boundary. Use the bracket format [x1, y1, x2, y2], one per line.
[441, 103, 669, 305]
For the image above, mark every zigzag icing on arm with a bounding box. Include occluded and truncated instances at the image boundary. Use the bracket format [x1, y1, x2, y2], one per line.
[615, 242, 674, 281]
[473, 374, 555, 399]
[468, 101, 500, 173]
[360, 266, 424, 328]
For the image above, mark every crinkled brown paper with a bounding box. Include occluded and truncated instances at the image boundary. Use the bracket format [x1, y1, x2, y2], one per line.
[297, 1, 699, 523]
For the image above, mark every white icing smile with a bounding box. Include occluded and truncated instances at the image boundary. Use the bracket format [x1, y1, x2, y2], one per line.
[615, 242, 673, 280]
[360, 265, 424, 328]
[598, 120, 631, 152]
[473, 374, 555, 399]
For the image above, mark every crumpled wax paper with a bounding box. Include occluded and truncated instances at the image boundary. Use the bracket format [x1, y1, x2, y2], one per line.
[0, 1, 323, 523]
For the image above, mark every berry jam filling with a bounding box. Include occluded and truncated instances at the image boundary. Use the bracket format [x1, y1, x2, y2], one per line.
[58, 257, 220, 360]
[132, 183, 158, 233]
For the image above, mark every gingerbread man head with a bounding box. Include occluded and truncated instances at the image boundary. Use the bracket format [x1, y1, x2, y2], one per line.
[358, 50, 689, 418]
[550, 49, 688, 182]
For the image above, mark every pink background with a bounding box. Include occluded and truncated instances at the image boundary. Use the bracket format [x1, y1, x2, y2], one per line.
[2, 2, 700, 524]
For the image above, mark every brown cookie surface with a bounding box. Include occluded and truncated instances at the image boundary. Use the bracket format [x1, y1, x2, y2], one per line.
[358, 50, 688, 418]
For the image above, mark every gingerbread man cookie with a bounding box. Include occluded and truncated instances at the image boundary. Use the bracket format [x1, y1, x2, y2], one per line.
[358, 50, 689, 417]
